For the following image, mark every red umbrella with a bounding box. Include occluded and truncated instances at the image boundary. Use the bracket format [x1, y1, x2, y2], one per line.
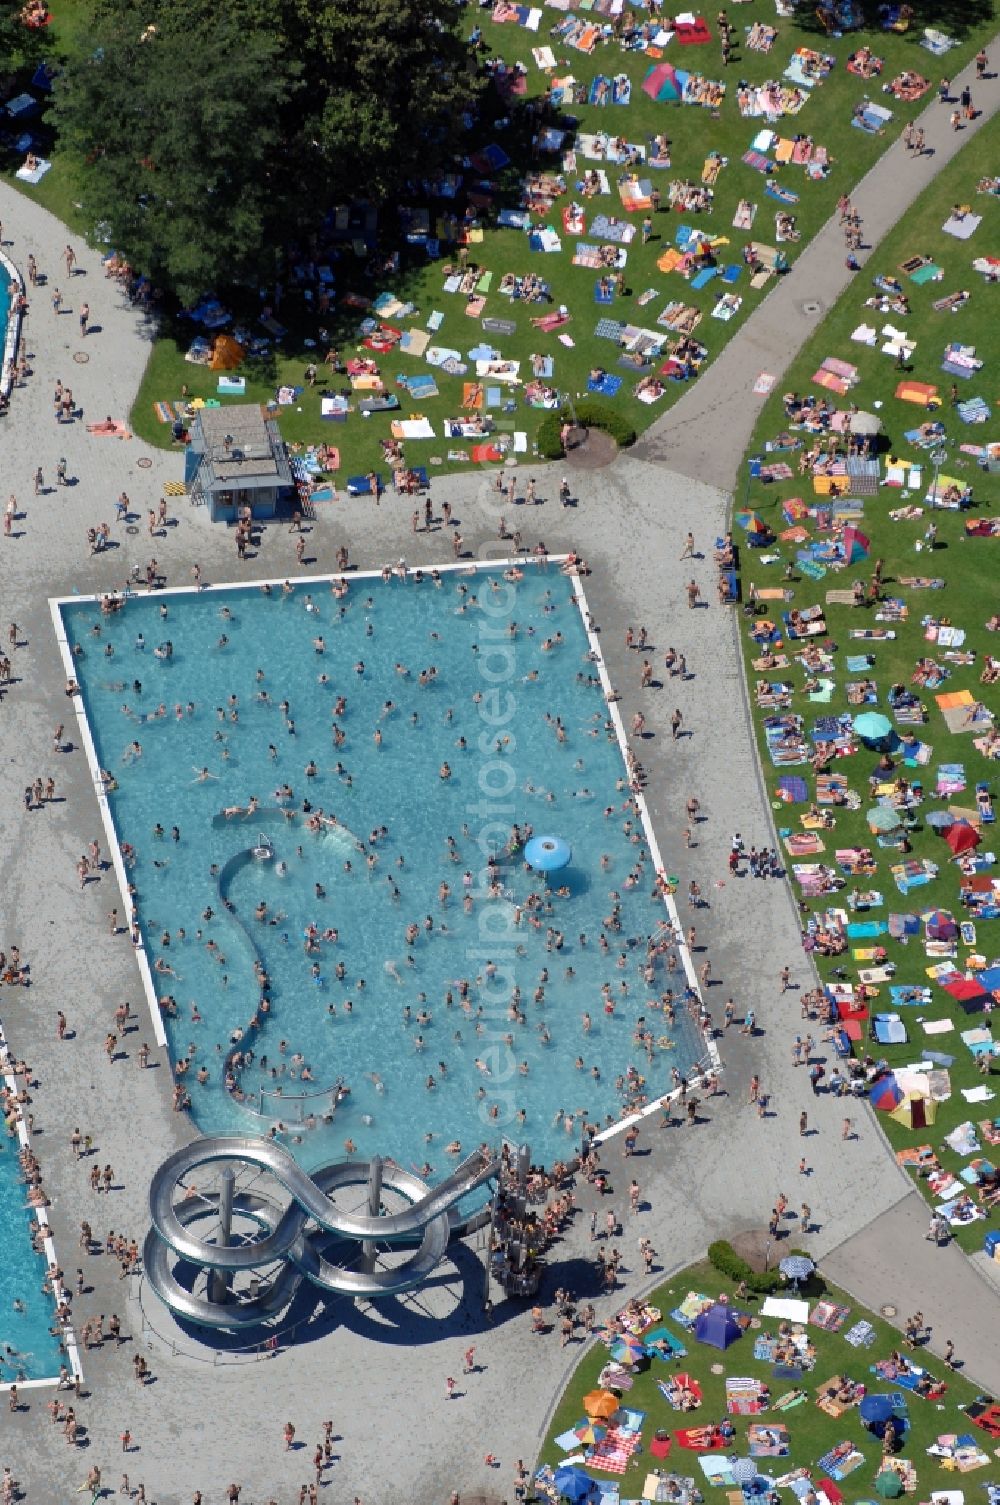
[945, 822, 980, 855]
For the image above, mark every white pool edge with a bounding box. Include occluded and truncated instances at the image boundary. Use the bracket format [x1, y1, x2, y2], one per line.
[0, 1016, 82, 1391]
[567, 575, 722, 1146]
[0, 250, 24, 401]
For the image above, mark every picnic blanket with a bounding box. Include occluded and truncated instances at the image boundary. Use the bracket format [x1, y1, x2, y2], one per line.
[726, 1377, 769, 1415]
[86, 420, 131, 438]
[817, 1442, 865, 1480]
[656, 1374, 704, 1410]
[588, 1423, 643, 1474]
[675, 1427, 727, 1452]
[670, 1292, 712, 1329]
[810, 1301, 850, 1332]
[748, 1424, 790, 1457]
[844, 1320, 877, 1348]
[644, 1325, 687, 1360]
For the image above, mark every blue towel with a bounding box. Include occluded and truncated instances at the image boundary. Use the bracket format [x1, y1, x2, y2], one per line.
[587, 373, 623, 397]
[690, 267, 718, 290]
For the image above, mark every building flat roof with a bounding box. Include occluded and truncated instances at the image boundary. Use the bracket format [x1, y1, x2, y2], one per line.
[195, 405, 292, 489]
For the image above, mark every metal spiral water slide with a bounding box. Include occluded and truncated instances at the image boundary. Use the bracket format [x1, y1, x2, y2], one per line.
[143, 1136, 499, 1328]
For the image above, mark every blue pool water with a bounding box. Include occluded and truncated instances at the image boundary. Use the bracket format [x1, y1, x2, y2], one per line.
[61, 568, 704, 1179]
[0, 1079, 68, 1380]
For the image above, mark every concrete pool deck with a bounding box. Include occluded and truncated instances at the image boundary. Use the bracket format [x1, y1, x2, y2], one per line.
[2, 43, 1000, 1497]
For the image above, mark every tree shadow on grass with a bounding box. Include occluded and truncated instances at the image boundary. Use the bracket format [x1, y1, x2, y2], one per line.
[798, 0, 992, 38]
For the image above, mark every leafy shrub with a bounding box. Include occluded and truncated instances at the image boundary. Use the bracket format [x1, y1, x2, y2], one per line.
[536, 412, 563, 460]
[707, 1240, 825, 1297]
[534, 403, 637, 460]
[571, 401, 636, 448]
[707, 1240, 785, 1294]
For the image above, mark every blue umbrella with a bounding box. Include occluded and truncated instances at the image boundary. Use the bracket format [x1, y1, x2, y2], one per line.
[925, 810, 955, 830]
[524, 835, 573, 872]
[854, 712, 893, 742]
[730, 1459, 758, 1484]
[553, 1465, 598, 1502]
[860, 1394, 895, 1425]
[779, 1255, 814, 1289]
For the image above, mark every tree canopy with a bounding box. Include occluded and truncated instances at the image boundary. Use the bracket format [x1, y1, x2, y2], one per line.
[288, 0, 483, 205]
[51, 0, 295, 304]
[49, 0, 481, 304]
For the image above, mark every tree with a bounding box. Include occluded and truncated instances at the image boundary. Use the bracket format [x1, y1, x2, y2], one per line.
[283, 0, 483, 208]
[0, 0, 48, 79]
[51, 0, 298, 304]
[49, 0, 480, 302]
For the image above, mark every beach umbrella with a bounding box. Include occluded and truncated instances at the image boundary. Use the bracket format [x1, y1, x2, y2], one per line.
[866, 805, 903, 832]
[736, 509, 769, 535]
[524, 835, 572, 872]
[860, 1394, 896, 1426]
[730, 1459, 758, 1486]
[945, 821, 980, 855]
[925, 810, 955, 830]
[875, 1471, 904, 1499]
[778, 1255, 814, 1290]
[843, 524, 871, 564]
[610, 1333, 647, 1365]
[924, 909, 957, 940]
[850, 410, 882, 437]
[554, 1466, 598, 1503]
[583, 1389, 620, 1420]
[869, 1075, 903, 1111]
[854, 711, 892, 742]
[642, 61, 683, 102]
[573, 1420, 607, 1446]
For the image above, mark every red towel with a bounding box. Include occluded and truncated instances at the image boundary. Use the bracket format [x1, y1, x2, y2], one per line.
[675, 1428, 726, 1451]
[675, 18, 711, 43]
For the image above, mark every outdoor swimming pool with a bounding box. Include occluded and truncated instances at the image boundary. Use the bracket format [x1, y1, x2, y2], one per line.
[58, 565, 706, 1179]
[0, 1045, 68, 1382]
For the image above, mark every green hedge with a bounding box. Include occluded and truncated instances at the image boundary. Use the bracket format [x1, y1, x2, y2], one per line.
[536, 412, 564, 460]
[535, 402, 638, 461]
[573, 401, 637, 448]
[707, 1239, 822, 1296]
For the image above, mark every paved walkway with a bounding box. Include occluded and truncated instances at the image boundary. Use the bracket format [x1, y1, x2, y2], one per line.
[635, 34, 1000, 487]
[823, 1191, 1000, 1394]
[0, 49, 998, 1499]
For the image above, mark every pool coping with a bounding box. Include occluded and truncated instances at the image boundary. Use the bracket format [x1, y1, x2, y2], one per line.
[0, 1014, 82, 1392]
[50, 558, 720, 1155]
[0, 248, 23, 400]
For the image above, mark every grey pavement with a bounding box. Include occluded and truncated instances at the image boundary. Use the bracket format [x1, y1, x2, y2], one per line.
[0, 51, 998, 1502]
[822, 1190, 1000, 1393]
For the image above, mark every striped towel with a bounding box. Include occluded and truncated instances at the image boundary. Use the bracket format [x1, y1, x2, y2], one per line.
[153, 401, 175, 423]
[742, 150, 773, 173]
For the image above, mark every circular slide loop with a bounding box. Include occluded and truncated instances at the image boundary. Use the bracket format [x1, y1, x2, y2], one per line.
[144, 1135, 498, 1328]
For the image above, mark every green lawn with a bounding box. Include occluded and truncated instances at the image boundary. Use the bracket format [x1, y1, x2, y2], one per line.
[6, 4, 996, 476]
[733, 123, 1000, 1251]
[536, 1258, 991, 1499]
